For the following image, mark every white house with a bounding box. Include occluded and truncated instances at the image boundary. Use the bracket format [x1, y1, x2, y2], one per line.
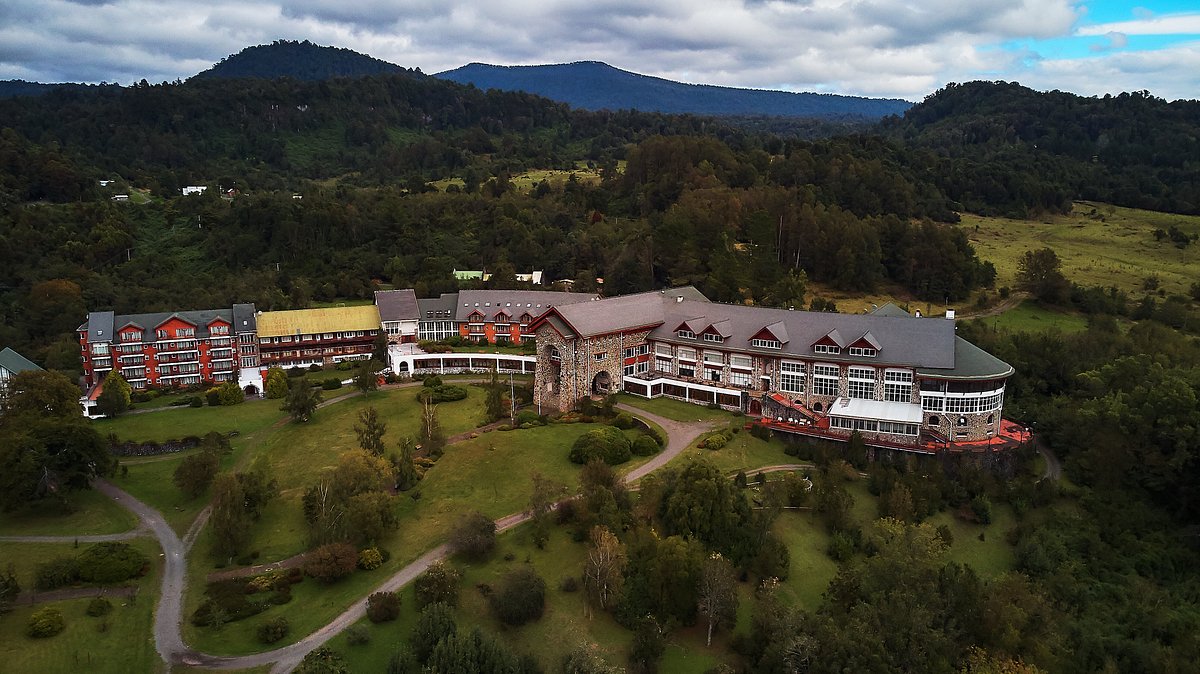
[181, 186, 208, 196]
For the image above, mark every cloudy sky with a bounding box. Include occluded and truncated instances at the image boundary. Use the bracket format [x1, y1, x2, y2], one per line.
[1, 0, 1196, 101]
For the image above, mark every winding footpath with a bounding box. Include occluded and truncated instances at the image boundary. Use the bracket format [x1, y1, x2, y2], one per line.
[93, 403, 719, 673]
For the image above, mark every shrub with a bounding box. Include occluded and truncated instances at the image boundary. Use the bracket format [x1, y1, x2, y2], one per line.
[417, 384, 468, 403]
[415, 560, 462, 608]
[450, 511, 496, 559]
[421, 375, 443, 387]
[308, 364, 323, 372]
[189, 396, 204, 408]
[611, 412, 635, 430]
[85, 597, 112, 617]
[296, 647, 349, 674]
[34, 557, 79, 590]
[936, 524, 955, 547]
[76, 542, 148, 584]
[412, 602, 457, 663]
[287, 367, 307, 378]
[269, 587, 292, 605]
[971, 495, 994, 524]
[205, 388, 222, 406]
[749, 423, 772, 441]
[321, 379, 344, 390]
[828, 531, 857, 562]
[386, 648, 420, 674]
[357, 547, 384, 571]
[490, 566, 546, 626]
[366, 591, 402, 623]
[514, 409, 542, 427]
[257, 616, 290, 644]
[346, 624, 371, 646]
[304, 542, 358, 583]
[568, 426, 632, 465]
[698, 428, 734, 450]
[632, 434, 659, 457]
[26, 607, 65, 638]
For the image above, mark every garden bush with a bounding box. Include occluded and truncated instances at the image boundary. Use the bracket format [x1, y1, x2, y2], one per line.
[76, 542, 148, 584]
[26, 607, 65, 638]
[304, 542, 357, 583]
[632, 434, 659, 456]
[257, 616, 290, 644]
[611, 412, 635, 430]
[422, 375, 443, 387]
[357, 547, 383, 570]
[449, 512, 496, 559]
[346, 624, 371, 645]
[698, 429, 734, 450]
[366, 591, 402, 623]
[568, 426, 632, 465]
[514, 409, 543, 427]
[490, 567, 546, 626]
[34, 556, 79, 590]
[417, 384, 468, 403]
[321, 378, 344, 390]
[415, 560, 461, 608]
[85, 597, 112, 617]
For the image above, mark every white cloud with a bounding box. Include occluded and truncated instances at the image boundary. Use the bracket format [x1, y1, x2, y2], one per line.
[1077, 13, 1200, 36]
[1017, 41, 1200, 101]
[0, 0, 1192, 102]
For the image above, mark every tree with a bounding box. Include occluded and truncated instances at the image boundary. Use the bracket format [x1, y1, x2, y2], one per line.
[412, 602, 457, 663]
[282, 379, 322, 422]
[527, 472, 566, 548]
[563, 645, 624, 674]
[484, 364, 505, 422]
[216, 381, 243, 405]
[1016, 248, 1069, 304]
[0, 415, 115, 510]
[697, 553, 738, 646]
[372, 332, 389, 364]
[490, 566, 546, 626]
[0, 370, 81, 419]
[393, 436, 419, 491]
[330, 449, 394, 501]
[304, 542, 357, 582]
[414, 560, 461, 608]
[354, 359, 379, 395]
[427, 627, 522, 673]
[173, 447, 220, 498]
[366, 591, 401, 623]
[354, 406, 387, 455]
[569, 426, 633, 465]
[450, 511, 496, 559]
[629, 615, 665, 674]
[0, 563, 19, 615]
[583, 525, 626, 611]
[96, 370, 131, 417]
[209, 473, 250, 560]
[296, 646, 350, 674]
[345, 491, 398, 545]
[236, 460, 279, 519]
[265, 367, 289, 399]
[419, 397, 445, 456]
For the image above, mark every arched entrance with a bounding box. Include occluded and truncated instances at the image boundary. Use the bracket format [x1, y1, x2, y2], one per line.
[748, 399, 762, 417]
[397, 361, 410, 374]
[592, 371, 611, 395]
[243, 384, 260, 396]
[543, 346, 562, 396]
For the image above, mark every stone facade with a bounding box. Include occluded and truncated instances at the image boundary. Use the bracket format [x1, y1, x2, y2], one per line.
[534, 324, 652, 412]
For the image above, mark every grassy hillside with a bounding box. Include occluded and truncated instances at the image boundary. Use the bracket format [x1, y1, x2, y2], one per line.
[962, 201, 1200, 296]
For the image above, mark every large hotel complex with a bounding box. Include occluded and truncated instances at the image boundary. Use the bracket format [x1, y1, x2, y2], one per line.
[78, 286, 1023, 453]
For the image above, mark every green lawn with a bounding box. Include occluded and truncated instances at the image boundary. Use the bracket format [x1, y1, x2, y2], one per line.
[96, 397, 286, 443]
[0, 536, 161, 595]
[614, 394, 740, 423]
[678, 430, 796, 476]
[974, 300, 1090, 334]
[926, 506, 1018, 578]
[0, 537, 163, 674]
[113, 446, 243, 536]
[0, 489, 138, 537]
[961, 201, 1200, 297]
[771, 509, 839, 609]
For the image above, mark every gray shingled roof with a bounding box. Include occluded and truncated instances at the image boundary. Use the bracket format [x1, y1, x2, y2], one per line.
[233, 303, 257, 333]
[652, 298, 958, 369]
[550, 287, 709, 338]
[418, 293, 458, 320]
[916, 337, 1014, 380]
[375, 289, 419, 322]
[455, 290, 597, 322]
[0, 347, 42, 375]
[870, 302, 912, 318]
[85, 308, 235, 343]
[654, 298, 957, 369]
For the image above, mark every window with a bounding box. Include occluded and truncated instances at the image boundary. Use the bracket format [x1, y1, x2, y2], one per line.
[703, 351, 723, 365]
[848, 366, 875, 400]
[655, 357, 673, 373]
[625, 362, 650, 377]
[730, 371, 751, 387]
[848, 346, 877, 357]
[730, 355, 753, 370]
[677, 347, 696, 361]
[812, 364, 839, 397]
[623, 344, 650, 359]
[122, 331, 140, 343]
[655, 343, 674, 356]
[879, 421, 919, 436]
[922, 396, 944, 411]
[751, 338, 781, 349]
[92, 342, 110, 355]
[679, 365, 696, 378]
[884, 370, 913, 403]
[177, 328, 195, 338]
[157, 329, 168, 339]
[780, 361, 806, 394]
[814, 344, 841, 354]
[706, 369, 722, 383]
[211, 325, 229, 335]
[677, 330, 695, 339]
[594, 353, 606, 362]
[702, 333, 723, 343]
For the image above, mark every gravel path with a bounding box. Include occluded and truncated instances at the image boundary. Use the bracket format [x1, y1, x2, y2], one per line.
[0, 525, 147, 544]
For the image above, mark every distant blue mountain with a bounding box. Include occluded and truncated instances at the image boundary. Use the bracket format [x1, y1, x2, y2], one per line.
[191, 40, 420, 82]
[435, 61, 911, 120]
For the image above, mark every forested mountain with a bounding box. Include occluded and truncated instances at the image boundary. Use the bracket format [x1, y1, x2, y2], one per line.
[887, 81, 1200, 216]
[436, 61, 912, 120]
[0, 80, 93, 99]
[191, 40, 415, 81]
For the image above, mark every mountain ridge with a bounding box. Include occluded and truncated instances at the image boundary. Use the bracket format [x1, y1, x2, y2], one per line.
[435, 60, 912, 120]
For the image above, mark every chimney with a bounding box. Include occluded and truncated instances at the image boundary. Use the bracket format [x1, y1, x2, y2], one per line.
[945, 309, 955, 320]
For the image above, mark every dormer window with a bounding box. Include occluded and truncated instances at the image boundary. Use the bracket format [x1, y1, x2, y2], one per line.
[751, 338, 781, 349]
[677, 330, 695, 339]
[848, 346, 877, 357]
[702, 333, 723, 343]
[814, 344, 841, 354]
